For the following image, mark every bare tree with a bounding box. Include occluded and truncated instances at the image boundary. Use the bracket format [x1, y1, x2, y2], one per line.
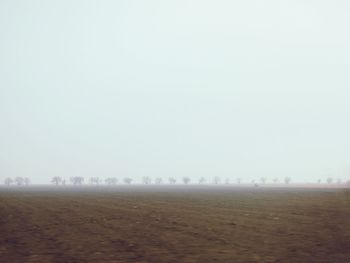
[213, 176, 220, 185]
[14, 177, 24, 186]
[24, 177, 31, 186]
[105, 177, 118, 185]
[326, 177, 333, 184]
[51, 176, 62, 185]
[89, 177, 100, 185]
[284, 176, 291, 184]
[198, 177, 206, 184]
[155, 178, 162, 184]
[142, 176, 152, 185]
[168, 177, 176, 184]
[70, 176, 84, 185]
[4, 178, 13, 186]
[182, 177, 191, 185]
[123, 177, 133, 184]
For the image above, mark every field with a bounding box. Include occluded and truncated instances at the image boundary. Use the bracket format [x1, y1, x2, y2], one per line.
[0, 186, 350, 263]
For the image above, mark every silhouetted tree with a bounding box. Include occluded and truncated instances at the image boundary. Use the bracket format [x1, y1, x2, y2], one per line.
[213, 176, 220, 185]
[105, 177, 118, 185]
[317, 179, 322, 184]
[198, 177, 206, 184]
[155, 178, 162, 184]
[24, 177, 31, 186]
[142, 176, 151, 185]
[89, 177, 99, 185]
[4, 178, 13, 186]
[51, 176, 62, 185]
[168, 177, 176, 184]
[14, 177, 24, 186]
[284, 176, 291, 184]
[182, 177, 190, 185]
[70, 176, 84, 185]
[123, 177, 132, 184]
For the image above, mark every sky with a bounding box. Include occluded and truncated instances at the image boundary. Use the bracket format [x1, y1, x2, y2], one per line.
[1, 0, 350, 184]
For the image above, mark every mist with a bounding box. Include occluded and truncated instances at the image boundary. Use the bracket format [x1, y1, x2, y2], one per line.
[1, 0, 350, 184]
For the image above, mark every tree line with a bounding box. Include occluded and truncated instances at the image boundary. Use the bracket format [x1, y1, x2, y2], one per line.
[3, 176, 349, 186]
[3, 177, 31, 186]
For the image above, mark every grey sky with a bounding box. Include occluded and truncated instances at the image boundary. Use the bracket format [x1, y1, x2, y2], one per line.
[1, 0, 350, 183]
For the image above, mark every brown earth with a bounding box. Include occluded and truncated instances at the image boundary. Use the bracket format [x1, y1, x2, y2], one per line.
[0, 186, 350, 263]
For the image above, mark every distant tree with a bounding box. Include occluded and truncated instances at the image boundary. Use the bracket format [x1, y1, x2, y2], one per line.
[142, 176, 152, 185]
[123, 177, 133, 184]
[260, 177, 266, 184]
[317, 179, 322, 184]
[24, 177, 31, 186]
[225, 178, 230, 184]
[14, 177, 24, 186]
[336, 178, 342, 184]
[284, 176, 291, 184]
[236, 178, 241, 184]
[198, 177, 206, 184]
[155, 178, 162, 184]
[273, 178, 279, 183]
[70, 176, 84, 185]
[326, 177, 333, 184]
[51, 176, 62, 185]
[89, 177, 100, 185]
[105, 177, 118, 185]
[4, 178, 13, 186]
[182, 177, 191, 185]
[168, 177, 176, 184]
[213, 176, 220, 185]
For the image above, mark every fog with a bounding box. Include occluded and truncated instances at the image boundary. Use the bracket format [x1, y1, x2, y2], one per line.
[1, 0, 350, 184]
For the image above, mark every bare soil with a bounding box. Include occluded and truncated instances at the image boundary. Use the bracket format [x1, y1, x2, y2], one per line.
[0, 186, 350, 263]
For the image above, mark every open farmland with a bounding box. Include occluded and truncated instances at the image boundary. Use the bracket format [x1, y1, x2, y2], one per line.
[0, 187, 350, 263]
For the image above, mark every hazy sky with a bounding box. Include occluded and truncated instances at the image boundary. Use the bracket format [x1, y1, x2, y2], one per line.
[1, 0, 350, 183]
